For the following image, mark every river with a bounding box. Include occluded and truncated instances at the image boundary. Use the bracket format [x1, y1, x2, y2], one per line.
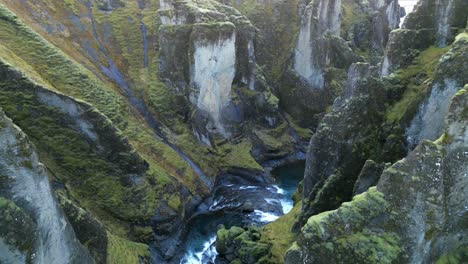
[180, 161, 305, 264]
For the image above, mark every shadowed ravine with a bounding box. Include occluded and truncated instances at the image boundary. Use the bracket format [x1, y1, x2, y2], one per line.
[179, 161, 305, 264]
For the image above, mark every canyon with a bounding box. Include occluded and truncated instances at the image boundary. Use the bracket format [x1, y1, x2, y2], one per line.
[0, 0, 467, 263]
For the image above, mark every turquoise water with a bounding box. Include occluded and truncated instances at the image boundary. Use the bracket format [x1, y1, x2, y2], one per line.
[180, 161, 305, 264]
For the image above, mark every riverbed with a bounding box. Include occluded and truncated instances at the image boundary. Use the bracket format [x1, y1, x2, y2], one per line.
[180, 161, 305, 264]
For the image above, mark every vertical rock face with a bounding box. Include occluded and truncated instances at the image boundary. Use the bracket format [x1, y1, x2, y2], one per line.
[286, 84, 468, 263]
[300, 63, 387, 222]
[294, 0, 342, 89]
[385, 0, 401, 29]
[435, 0, 455, 46]
[406, 79, 459, 148]
[281, 0, 401, 127]
[407, 34, 468, 148]
[0, 110, 92, 264]
[158, 0, 281, 140]
[191, 26, 237, 137]
[382, 0, 467, 76]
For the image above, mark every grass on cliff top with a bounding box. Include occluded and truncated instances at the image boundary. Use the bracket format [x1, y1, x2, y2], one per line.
[261, 202, 302, 263]
[341, 1, 366, 37]
[216, 140, 263, 172]
[107, 232, 150, 264]
[386, 45, 451, 123]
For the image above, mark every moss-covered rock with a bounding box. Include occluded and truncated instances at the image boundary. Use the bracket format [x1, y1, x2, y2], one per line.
[279, 0, 398, 127]
[216, 226, 272, 264]
[0, 197, 36, 262]
[286, 84, 468, 264]
[300, 63, 387, 224]
[382, 0, 468, 75]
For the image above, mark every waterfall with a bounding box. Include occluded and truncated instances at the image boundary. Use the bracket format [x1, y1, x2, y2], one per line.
[294, 0, 342, 89]
[406, 79, 460, 149]
[0, 113, 91, 264]
[192, 32, 237, 138]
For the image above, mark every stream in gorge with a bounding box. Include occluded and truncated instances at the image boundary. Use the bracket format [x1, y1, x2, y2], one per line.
[180, 161, 305, 264]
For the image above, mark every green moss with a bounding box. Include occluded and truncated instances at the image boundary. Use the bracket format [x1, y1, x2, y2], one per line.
[217, 140, 263, 171]
[252, 121, 295, 154]
[341, 1, 366, 37]
[284, 113, 313, 141]
[333, 231, 401, 263]
[261, 202, 302, 263]
[107, 232, 150, 264]
[0, 196, 36, 254]
[167, 195, 182, 210]
[0, 62, 162, 240]
[386, 45, 451, 123]
[0, 3, 212, 220]
[232, 0, 301, 82]
[63, 0, 79, 15]
[436, 247, 468, 264]
[292, 188, 403, 263]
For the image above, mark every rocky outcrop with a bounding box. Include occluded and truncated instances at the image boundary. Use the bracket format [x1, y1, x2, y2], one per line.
[300, 28, 468, 225]
[407, 33, 468, 148]
[381, 0, 468, 76]
[0, 60, 158, 262]
[294, 0, 342, 90]
[0, 110, 93, 264]
[216, 226, 271, 263]
[280, 0, 400, 127]
[158, 0, 282, 140]
[300, 63, 387, 223]
[285, 84, 468, 263]
[352, 160, 387, 196]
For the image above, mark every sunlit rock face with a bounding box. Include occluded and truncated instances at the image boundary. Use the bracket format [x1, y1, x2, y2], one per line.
[158, 0, 281, 140]
[0, 110, 92, 264]
[294, 0, 342, 89]
[191, 25, 237, 137]
[406, 33, 468, 148]
[406, 79, 459, 148]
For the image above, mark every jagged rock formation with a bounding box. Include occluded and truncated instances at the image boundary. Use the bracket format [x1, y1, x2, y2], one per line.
[290, 4, 468, 261]
[286, 83, 468, 263]
[280, 0, 401, 127]
[0, 0, 466, 263]
[407, 32, 468, 148]
[158, 0, 283, 141]
[299, 62, 388, 224]
[381, 0, 468, 76]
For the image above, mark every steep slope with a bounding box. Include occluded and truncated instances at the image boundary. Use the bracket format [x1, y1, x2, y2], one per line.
[289, 1, 468, 262]
[0, 0, 466, 263]
[286, 83, 468, 263]
[280, 0, 401, 127]
[0, 59, 160, 262]
[0, 1, 295, 262]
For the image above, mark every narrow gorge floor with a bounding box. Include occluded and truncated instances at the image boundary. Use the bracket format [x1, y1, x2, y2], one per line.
[180, 162, 305, 264]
